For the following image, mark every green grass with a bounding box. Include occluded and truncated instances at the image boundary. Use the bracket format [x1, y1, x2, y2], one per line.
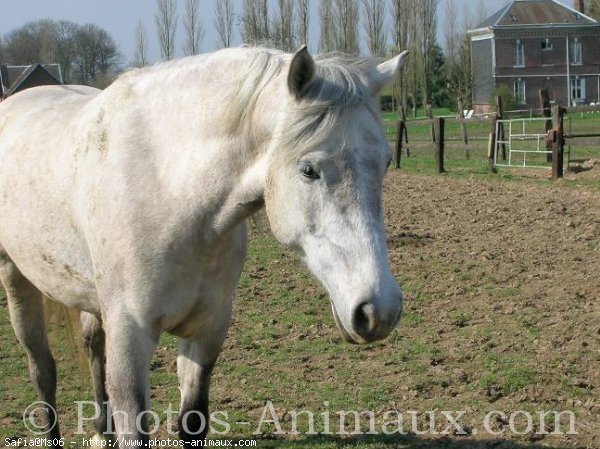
[383, 108, 600, 187]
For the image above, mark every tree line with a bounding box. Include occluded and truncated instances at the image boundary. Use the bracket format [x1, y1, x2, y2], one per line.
[0, 0, 487, 109]
[9, 0, 599, 111]
[148, 0, 483, 112]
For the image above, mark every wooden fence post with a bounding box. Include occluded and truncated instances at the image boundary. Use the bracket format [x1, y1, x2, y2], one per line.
[394, 106, 410, 169]
[487, 104, 499, 173]
[435, 117, 445, 174]
[496, 95, 507, 161]
[400, 105, 409, 157]
[551, 105, 564, 180]
[487, 132, 497, 173]
[539, 89, 553, 162]
[395, 120, 405, 169]
[426, 104, 436, 143]
[457, 99, 470, 159]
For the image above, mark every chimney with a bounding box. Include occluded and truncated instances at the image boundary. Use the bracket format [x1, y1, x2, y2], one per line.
[574, 0, 586, 13]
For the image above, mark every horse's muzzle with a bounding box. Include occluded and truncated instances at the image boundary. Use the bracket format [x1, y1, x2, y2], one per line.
[331, 304, 358, 344]
[331, 296, 403, 344]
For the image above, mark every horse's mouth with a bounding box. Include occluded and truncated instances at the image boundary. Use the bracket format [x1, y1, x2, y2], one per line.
[331, 303, 361, 344]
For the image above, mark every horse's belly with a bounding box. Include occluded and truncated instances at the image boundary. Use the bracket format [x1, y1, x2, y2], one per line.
[0, 229, 99, 314]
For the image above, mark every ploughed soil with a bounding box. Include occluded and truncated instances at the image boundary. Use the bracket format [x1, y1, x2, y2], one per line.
[209, 168, 600, 448]
[376, 170, 600, 448]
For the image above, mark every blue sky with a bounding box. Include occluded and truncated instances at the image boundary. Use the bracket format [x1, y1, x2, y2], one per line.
[0, 0, 572, 65]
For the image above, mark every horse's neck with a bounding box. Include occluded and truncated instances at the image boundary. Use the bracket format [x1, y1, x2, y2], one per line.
[103, 54, 284, 240]
[127, 65, 278, 238]
[152, 131, 270, 240]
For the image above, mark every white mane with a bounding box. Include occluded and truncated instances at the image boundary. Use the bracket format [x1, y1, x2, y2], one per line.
[116, 47, 381, 154]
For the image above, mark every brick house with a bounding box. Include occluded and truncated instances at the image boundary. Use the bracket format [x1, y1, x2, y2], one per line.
[0, 63, 63, 100]
[469, 0, 600, 113]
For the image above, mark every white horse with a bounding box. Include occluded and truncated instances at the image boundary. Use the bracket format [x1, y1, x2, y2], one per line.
[0, 46, 407, 446]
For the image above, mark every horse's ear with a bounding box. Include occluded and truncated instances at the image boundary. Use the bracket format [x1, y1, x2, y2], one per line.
[367, 50, 409, 96]
[288, 45, 315, 100]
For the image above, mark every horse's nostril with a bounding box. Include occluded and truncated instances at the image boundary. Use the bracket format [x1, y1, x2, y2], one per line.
[353, 302, 377, 339]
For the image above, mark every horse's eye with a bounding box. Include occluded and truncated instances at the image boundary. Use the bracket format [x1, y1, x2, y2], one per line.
[300, 164, 320, 179]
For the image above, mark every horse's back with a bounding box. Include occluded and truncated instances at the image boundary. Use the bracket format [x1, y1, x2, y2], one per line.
[0, 84, 99, 116]
[0, 85, 102, 313]
[0, 84, 100, 154]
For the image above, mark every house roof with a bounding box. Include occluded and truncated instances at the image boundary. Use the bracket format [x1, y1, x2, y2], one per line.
[1, 63, 63, 97]
[474, 0, 597, 30]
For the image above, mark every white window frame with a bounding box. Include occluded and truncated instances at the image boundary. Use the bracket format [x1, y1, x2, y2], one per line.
[571, 38, 582, 65]
[514, 39, 525, 67]
[541, 38, 553, 51]
[514, 78, 526, 104]
[571, 77, 585, 103]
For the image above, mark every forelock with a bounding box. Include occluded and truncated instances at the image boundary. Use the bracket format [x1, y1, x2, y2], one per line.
[280, 54, 381, 155]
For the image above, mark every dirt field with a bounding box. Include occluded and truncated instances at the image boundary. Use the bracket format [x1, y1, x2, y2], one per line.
[1, 168, 599, 448]
[379, 170, 600, 448]
[216, 169, 600, 448]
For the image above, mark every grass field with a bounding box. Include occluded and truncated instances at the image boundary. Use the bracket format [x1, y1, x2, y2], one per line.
[381, 108, 600, 190]
[1, 118, 600, 448]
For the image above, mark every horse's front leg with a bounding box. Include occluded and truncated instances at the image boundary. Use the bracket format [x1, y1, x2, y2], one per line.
[177, 305, 232, 447]
[104, 307, 159, 444]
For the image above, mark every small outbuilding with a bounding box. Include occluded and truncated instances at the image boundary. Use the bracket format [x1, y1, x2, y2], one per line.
[0, 63, 64, 100]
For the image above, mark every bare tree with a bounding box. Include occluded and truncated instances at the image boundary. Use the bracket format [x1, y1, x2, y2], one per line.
[296, 0, 310, 47]
[588, 0, 600, 19]
[53, 20, 78, 82]
[417, 0, 439, 107]
[461, 0, 492, 31]
[273, 0, 295, 52]
[391, 0, 420, 114]
[214, 0, 234, 48]
[155, 0, 178, 60]
[444, 0, 464, 102]
[333, 0, 360, 55]
[241, 0, 271, 46]
[444, 0, 487, 108]
[3, 20, 54, 64]
[133, 19, 148, 67]
[444, 0, 457, 57]
[319, 0, 335, 52]
[183, 0, 205, 56]
[391, 0, 411, 57]
[362, 0, 387, 57]
[73, 23, 121, 87]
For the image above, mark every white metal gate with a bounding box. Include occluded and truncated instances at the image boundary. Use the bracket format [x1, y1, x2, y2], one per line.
[493, 117, 553, 169]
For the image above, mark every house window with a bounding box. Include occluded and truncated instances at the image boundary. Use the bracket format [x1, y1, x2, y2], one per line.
[571, 38, 582, 65]
[571, 77, 585, 103]
[541, 38, 553, 50]
[514, 79, 526, 104]
[515, 40, 525, 67]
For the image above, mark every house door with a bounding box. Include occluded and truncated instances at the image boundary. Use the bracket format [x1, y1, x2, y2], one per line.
[570, 77, 586, 105]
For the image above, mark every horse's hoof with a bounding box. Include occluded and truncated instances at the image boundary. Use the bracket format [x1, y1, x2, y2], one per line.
[90, 434, 105, 447]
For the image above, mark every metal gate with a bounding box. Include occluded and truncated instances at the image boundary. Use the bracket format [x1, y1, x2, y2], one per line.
[493, 117, 554, 169]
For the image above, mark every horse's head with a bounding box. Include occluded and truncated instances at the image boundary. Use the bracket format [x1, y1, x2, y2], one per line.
[264, 47, 408, 344]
